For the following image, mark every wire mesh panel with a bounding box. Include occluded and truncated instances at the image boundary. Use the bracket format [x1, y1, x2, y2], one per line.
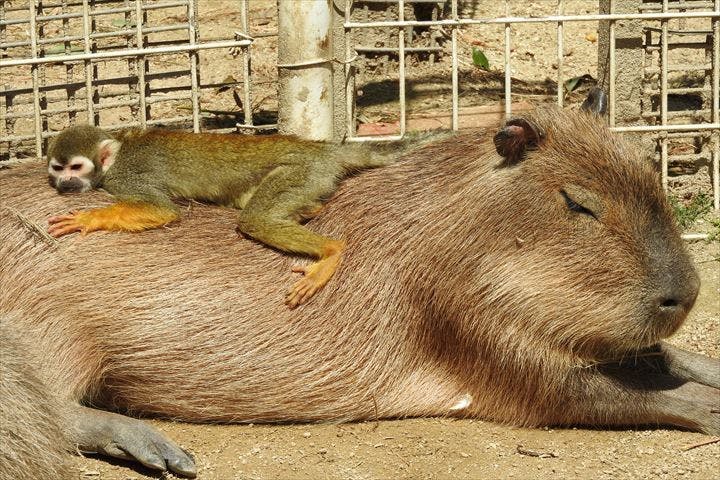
[342, 0, 719, 221]
[2, 0, 718, 225]
[0, 0, 277, 163]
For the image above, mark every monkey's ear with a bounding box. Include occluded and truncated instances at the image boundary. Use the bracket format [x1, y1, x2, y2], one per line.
[580, 87, 608, 116]
[98, 139, 121, 172]
[493, 118, 544, 167]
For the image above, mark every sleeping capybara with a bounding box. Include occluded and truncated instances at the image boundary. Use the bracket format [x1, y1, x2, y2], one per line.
[0, 91, 717, 477]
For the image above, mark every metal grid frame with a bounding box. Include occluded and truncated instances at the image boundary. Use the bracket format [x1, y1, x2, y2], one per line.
[342, 0, 720, 217]
[0, 0, 275, 162]
[2, 0, 718, 222]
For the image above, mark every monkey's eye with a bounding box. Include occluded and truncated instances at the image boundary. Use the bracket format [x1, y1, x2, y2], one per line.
[51, 165, 63, 172]
[560, 189, 598, 220]
[70, 164, 82, 171]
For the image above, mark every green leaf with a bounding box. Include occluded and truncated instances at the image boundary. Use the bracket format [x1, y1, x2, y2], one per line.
[44, 44, 84, 55]
[564, 76, 583, 93]
[111, 18, 137, 28]
[472, 48, 490, 70]
[563, 74, 594, 94]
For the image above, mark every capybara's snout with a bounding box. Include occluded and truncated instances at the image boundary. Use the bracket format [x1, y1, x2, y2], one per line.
[644, 251, 700, 339]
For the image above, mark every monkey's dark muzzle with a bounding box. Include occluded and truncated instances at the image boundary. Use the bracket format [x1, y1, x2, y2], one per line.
[56, 177, 86, 194]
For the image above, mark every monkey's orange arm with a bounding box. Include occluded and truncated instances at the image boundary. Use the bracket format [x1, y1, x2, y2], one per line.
[47, 201, 178, 238]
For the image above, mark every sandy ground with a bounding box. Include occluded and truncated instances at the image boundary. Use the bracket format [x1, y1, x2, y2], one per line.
[69, 241, 719, 480]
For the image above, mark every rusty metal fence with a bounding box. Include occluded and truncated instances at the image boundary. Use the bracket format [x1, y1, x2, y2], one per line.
[343, 0, 719, 220]
[0, 0, 275, 163]
[2, 1, 719, 225]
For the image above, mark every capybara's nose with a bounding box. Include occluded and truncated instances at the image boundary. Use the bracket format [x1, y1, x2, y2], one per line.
[654, 271, 700, 321]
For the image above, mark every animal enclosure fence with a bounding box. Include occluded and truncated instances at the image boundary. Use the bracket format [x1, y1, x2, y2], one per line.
[1, 1, 719, 226]
[1, 0, 275, 160]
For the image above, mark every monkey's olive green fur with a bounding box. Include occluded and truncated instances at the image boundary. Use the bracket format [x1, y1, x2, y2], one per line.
[46, 126, 396, 307]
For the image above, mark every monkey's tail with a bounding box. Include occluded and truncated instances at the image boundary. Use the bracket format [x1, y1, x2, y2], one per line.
[340, 130, 452, 171]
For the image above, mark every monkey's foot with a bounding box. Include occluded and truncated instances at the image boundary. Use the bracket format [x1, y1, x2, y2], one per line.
[47, 210, 92, 237]
[287, 253, 341, 309]
[73, 406, 197, 477]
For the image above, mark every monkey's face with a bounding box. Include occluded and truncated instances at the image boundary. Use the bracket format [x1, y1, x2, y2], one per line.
[47, 155, 96, 194]
[47, 125, 120, 195]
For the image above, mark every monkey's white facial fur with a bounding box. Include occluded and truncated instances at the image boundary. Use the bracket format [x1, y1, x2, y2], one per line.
[48, 155, 94, 194]
[98, 139, 120, 172]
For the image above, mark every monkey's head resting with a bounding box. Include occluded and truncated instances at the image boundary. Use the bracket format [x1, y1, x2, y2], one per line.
[47, 125, 120, 194]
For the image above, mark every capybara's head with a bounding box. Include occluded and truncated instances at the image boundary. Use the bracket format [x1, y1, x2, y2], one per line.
[424, 100, 699, 360]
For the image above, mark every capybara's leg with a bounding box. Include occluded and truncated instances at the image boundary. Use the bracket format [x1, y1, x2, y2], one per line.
[657, 341, 720, 388]
[67, 405, 196, 477]
[550, 358, 719, 435]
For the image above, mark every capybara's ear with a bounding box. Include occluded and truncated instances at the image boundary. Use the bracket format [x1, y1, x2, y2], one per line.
[493, 118, 544, 167]
[580, 87, 608, 116]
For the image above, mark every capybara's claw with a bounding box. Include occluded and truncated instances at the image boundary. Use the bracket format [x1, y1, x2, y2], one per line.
[74, 407, 197, 477]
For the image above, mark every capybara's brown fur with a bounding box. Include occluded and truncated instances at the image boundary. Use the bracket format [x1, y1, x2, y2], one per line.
[0, 317, 73, 480]
[0, 107, 718, 476]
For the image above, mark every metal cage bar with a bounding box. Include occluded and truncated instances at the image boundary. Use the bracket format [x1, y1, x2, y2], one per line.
[340, 0, 718, 231]
[238, 0, 254, 129]
[451, 0, 458, 130]
[1, 0, 277, 162]
[28, 2, 43, 158]
[661, 0, 669, 192]
[557, 0, 564, 107]
[713, 0, 720, 210]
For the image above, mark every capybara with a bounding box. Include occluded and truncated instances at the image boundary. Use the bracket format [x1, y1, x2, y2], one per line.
[0, 97, 718, 477]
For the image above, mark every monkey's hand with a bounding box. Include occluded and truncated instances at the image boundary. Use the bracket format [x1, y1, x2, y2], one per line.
[286, 241, 344, 308]
[47, 202, 178, 238]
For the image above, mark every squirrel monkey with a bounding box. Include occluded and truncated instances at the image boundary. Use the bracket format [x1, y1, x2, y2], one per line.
[46, 126, 389, 308]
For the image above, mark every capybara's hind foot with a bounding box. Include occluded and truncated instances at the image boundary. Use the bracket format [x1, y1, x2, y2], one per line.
[71, 405, 197, 477]
[286, 251, 342, 309]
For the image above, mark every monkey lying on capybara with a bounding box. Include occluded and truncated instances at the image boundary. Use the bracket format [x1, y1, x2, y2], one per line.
[0, 92, 718, 478]
[45, 127, 404, 309]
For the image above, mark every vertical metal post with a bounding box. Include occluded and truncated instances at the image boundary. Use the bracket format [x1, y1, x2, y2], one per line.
[239, 0, 253, 128]
[0, 3, 11, 155]
[451, 0, 459, 130]
[504, 1, 512, 118]
[609, 8, 616, 128]
[713, 0, 719, 209]
[345, 0, 355, 138]
[660, 0, 669, 192]
[277, 0, 333, 141]
[63, 0, 76, 125]
[188, 0, 200, 132]
[28, 1, 42, 159]
[135, 0, 147, 128]
[81, 0, 96, 125]
[556, 0, 564, 107]
[398, 0, 406, 136]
